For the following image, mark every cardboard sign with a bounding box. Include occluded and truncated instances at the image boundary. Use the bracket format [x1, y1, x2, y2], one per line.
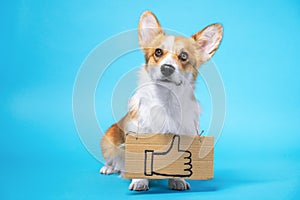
[124, 133, 214, 180]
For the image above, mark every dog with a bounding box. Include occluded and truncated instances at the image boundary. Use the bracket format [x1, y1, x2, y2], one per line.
[100, 10, 223, 191]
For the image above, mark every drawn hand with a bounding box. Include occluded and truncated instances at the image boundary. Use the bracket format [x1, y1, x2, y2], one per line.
[144, 135, 192, 177]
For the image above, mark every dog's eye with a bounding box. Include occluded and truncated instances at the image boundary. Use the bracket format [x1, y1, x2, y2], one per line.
[154, 48, 163, 57]
[178, 52, 188, 62]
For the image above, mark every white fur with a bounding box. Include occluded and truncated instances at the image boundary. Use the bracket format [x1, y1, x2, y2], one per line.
[161, 36, 175, 50]
[109, 43, 201, 192]
[100, 152, 124, 175]
[124, 64, 199, 191]
[105, 18, 201, 191]
[100, 165, 119, 175]
[129, 179, 149, 191]
[168, 178, 190, 190]
[127, 35, 200, 135]
[126, 66, 200, 136]
[101, 11, 223, 192]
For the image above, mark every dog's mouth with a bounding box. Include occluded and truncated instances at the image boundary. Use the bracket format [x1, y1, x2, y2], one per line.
[158, 79, 183, 86]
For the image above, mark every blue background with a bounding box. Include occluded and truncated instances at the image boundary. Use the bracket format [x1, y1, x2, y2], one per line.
[1, 0, 300, 199]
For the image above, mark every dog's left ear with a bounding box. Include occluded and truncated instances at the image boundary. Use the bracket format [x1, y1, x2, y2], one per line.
[191, 23, 223, 62]
[138, 11, 164, 49]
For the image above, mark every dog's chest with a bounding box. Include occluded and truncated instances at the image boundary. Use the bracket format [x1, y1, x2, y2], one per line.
[132, 84, 200, 135]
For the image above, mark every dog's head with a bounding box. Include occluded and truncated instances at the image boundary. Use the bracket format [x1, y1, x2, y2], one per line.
[138, 11, 223, 86]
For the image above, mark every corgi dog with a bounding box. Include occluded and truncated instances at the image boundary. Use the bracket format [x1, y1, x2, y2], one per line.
[100, 11, 223, 191]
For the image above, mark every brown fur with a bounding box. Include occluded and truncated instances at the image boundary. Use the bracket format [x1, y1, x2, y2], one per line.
[143, 35, 203, 83]
[100, 11, 223, 176]
[100, 117, 127, 159]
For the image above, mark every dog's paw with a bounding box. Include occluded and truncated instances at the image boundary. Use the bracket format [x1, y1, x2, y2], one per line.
[99, 166, 119, 175]
[168, 178, 190, 190]
[129, 179, 149, 191]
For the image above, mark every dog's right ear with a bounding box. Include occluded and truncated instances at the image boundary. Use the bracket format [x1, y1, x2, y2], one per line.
[138, 11, 164, 49]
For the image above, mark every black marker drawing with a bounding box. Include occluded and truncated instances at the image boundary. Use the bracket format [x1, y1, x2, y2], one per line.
[144, 135, 193, 177]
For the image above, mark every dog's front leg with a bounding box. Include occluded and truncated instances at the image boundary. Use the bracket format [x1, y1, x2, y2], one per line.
[129, 179, 149, 191]
[125, 119, 139, 135]
[168, 178, 190, 190]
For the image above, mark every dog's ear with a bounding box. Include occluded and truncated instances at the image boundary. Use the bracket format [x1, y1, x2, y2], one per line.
[138, 11, 164, 49]
[191, 23, 223, 62]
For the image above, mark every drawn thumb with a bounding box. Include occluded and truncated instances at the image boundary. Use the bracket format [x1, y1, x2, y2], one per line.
[170, 135, 180, 151]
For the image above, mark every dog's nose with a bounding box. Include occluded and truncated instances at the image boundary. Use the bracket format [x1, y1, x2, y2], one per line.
[161, 64, 175, 77]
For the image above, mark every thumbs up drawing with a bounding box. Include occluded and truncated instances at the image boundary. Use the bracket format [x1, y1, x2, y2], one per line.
[144, 135, 193, 177]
